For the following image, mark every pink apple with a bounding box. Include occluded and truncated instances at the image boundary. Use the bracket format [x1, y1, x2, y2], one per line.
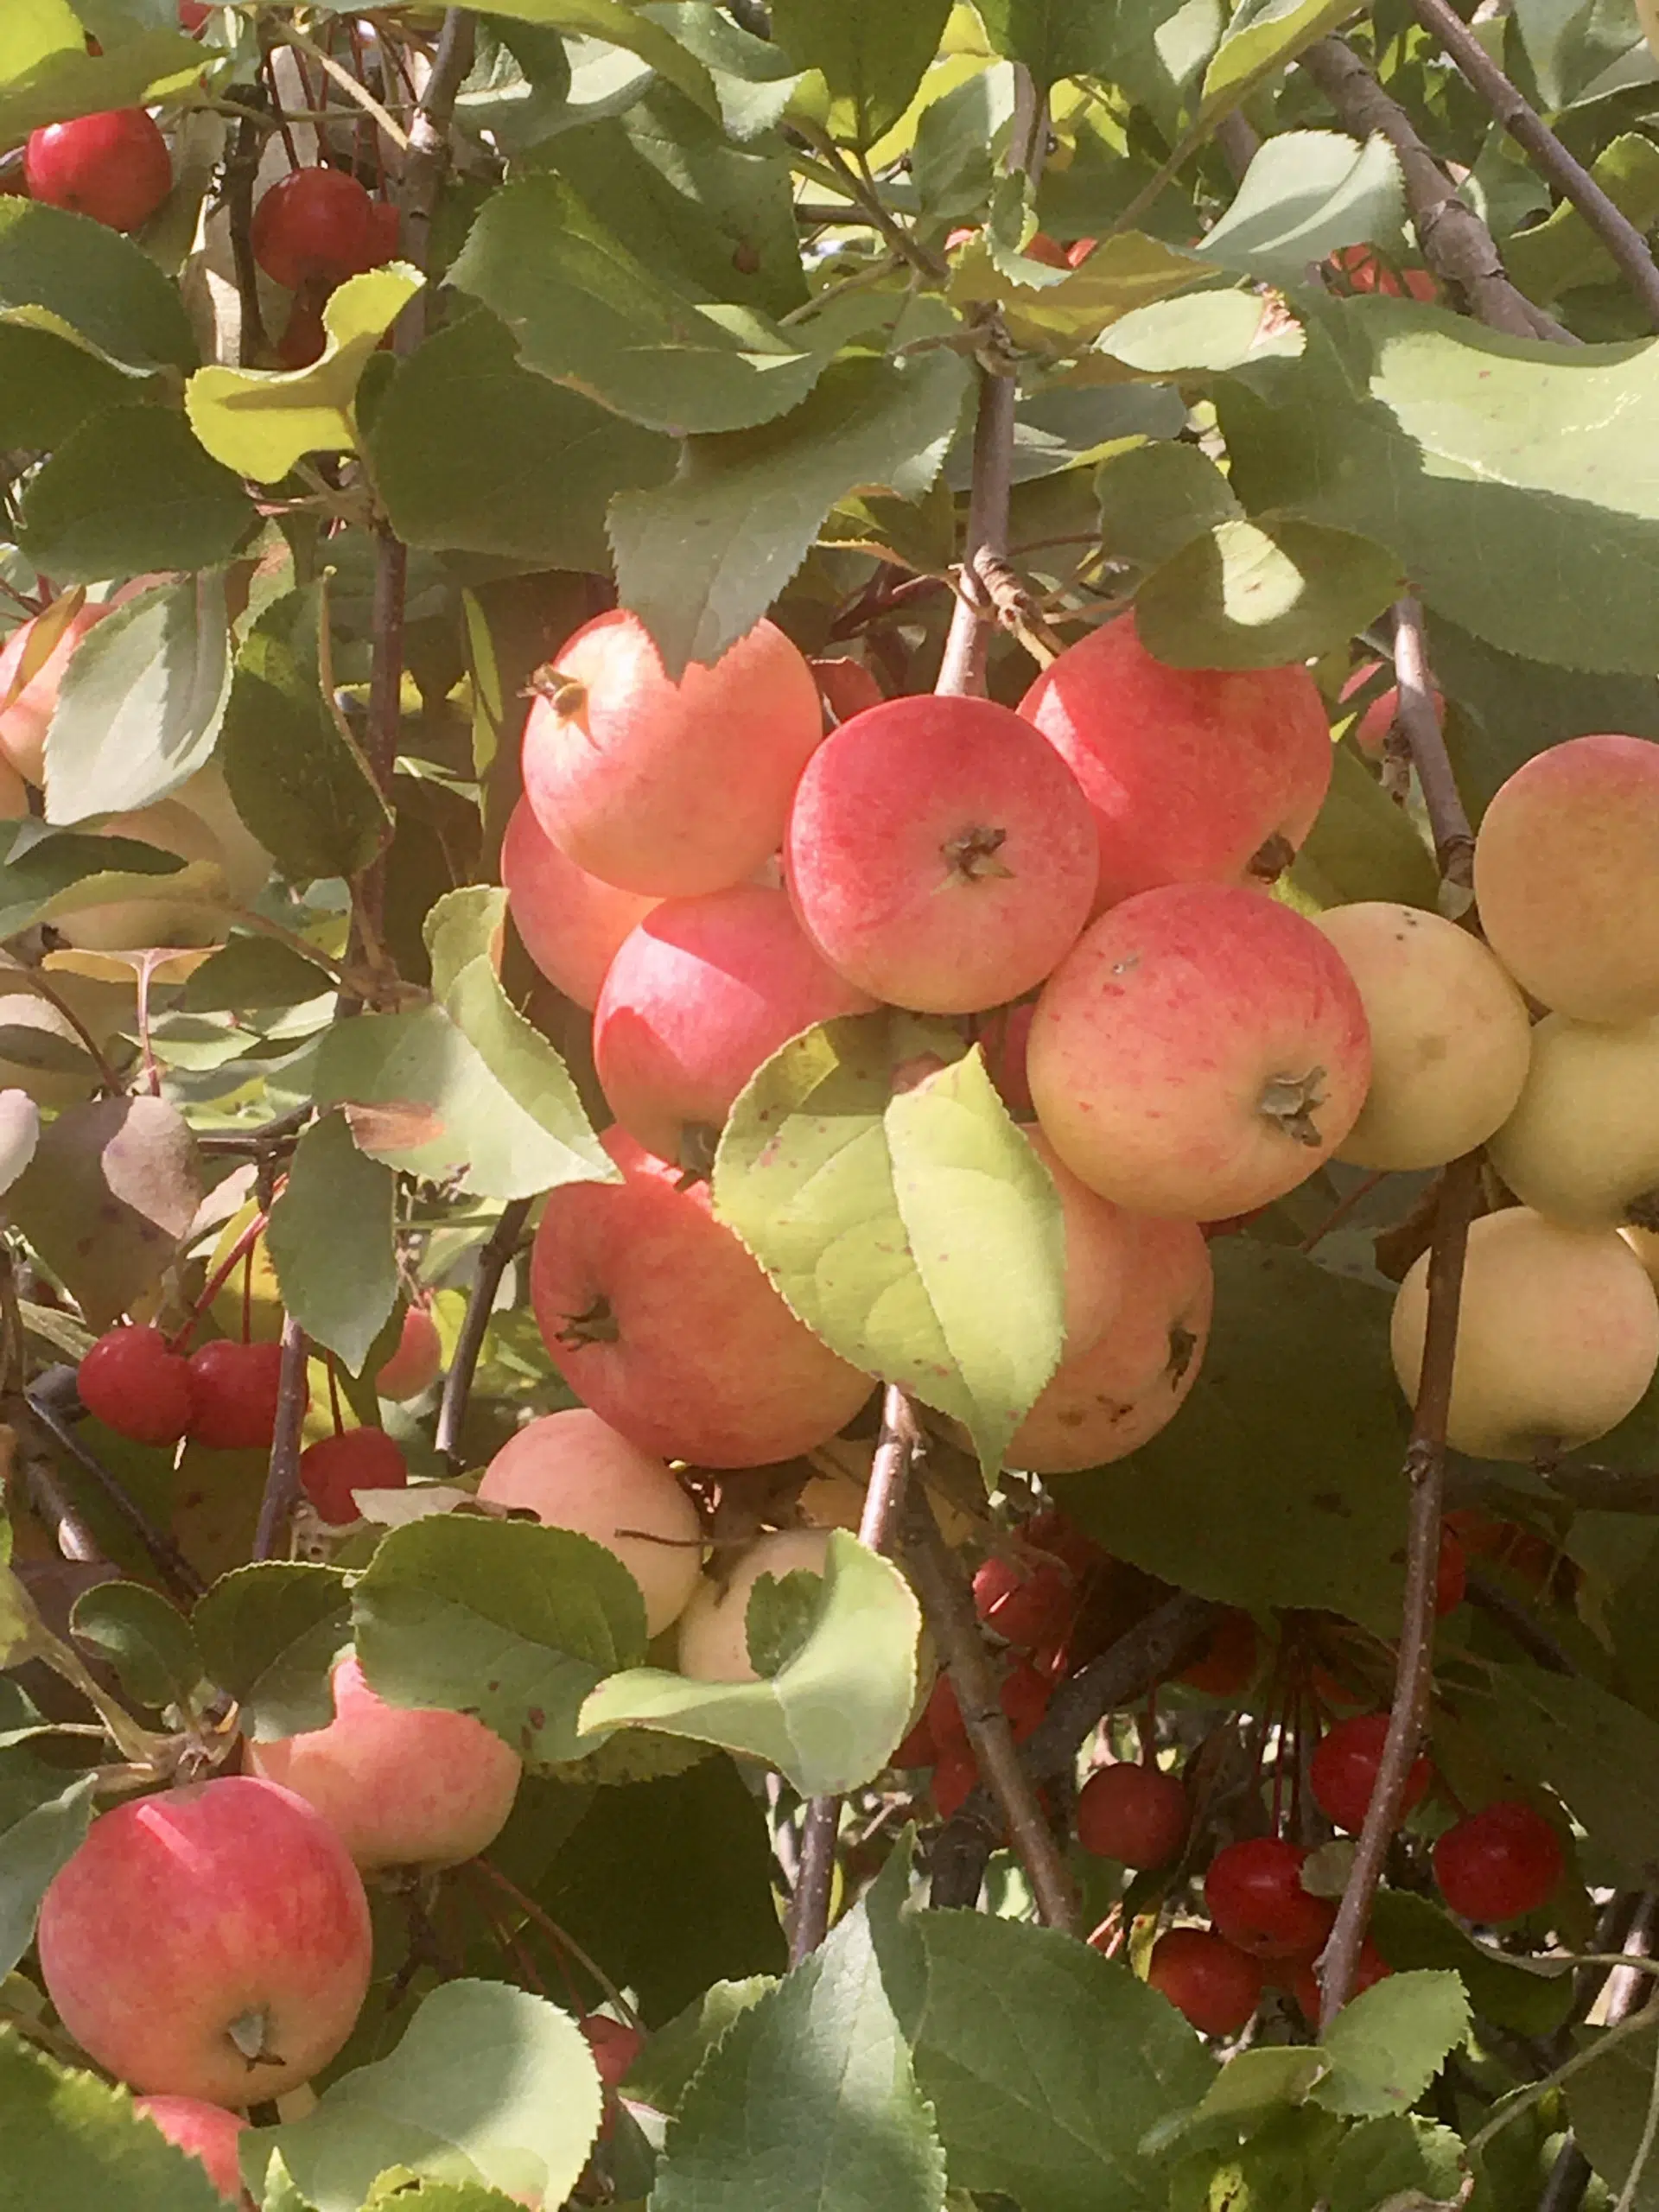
[1472, 734, 1659, 1022]
[1011, 1214, 1213, 1471]
[134, 2095, 249, 2204]
[37, 1775, 372, 2103]
[521, 611, 823, 897]
[375, 1301, 442, 1401]
[676, 1528, 830, 1681]
[0, 601, 110, 785]
[246, 1653, 522, 1870]
[1024, 1126, 1133, 1355]
[477, 1407, 704, 1635]
[594, 883, 876, 1166]
[785, 694, 1097, 1012]
[531, 1128, 872, 1467]
[1027, 882, 1371, 1218]
[501, 793, 658, 1009]
[1018, 613, 1332, 912]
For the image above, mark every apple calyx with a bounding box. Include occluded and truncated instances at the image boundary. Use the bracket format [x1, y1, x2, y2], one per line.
[557, 1297, 621, 1347]
[677, 1124, 720, 1182]
[941, 824, 1015, 883]
[1246, 831, 1296, 882]
[226, 2005, 278, 2065]
[1257, 1066, 1329, 1147]
[524, 665, 588, 721]
[1166, 1322, 1199, 1388]
[1626, 1189, 1659, 1231]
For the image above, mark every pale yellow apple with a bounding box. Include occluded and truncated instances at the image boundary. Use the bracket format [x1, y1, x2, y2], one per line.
[1390, 1206, 1659, 1460]
[676, 1528, 830, 1684]
[1489, 1014, 1659, 1230]
[1313, 902, 1531, 1172]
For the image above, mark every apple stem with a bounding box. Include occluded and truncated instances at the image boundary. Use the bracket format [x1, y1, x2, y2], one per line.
[169, 1209, 271, 1355]
[1389, 596, 1475, 893]
[1317, 1148, 1481, 2030]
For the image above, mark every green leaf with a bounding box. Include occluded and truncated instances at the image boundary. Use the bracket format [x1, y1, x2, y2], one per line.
[218, 586, 388, 885]
[1499, 135, 1659, 304]
[0, 1094, 39, 1201]
[1133, 517, 1403, 670]
[1368, 1890, 1574, 2037]
[1285, 745, 1440, 913]
[539, 1764, 786, 2026]
[643, 4, 808, 143]
[353, 1515, 649, 1770]
[265, 1113, 398, 1376]
[186, 268, 423, 486]
[68, 1581, 202, 1713]
[179, 933, 336, 1014]
[903, 1915, 1216, 2212]
[950, 229, 1209, 348]
[611, 342, 969, 675]
[1465, 1663, 1659, 1888]
[20, 404, 256, 585]
[10, 1095, 201, 1332]
[714, 1017, 1066, 1471]
[1222, 301, 1659, 676]
[1198, 0, 1356, 121]
[580, 1532, 920, 1796]
[371, 311, 674, 572]
[0, 1769, 95, 1979]
[0, 2027, 227, 2212]
[0, 198, 194, 376]
[448, 173, 839, 436]
[246, 1980, 602, 2212]
[1313, 1971, 1470, 2118]
[43, 575, 232, 826]
[0, 323, 131, 448]
[624, 1977, 777, 2109]
[770, 0, 952, 144]
[192, 1562, 352, 1743]
[1319, 2116, 1469, 2212]
[912, 60, 1017, 222]
[976, 0, 1125, 85]
[1100, 287, 1306, 376]
[472, 0, 721, 118]
[1196, 130, 1404, 289]
[652, 1887, 946, 2212]
[1568, 2017, 1659, 2209]
[1052, 1242, 1408, 1637]
[1096, 440, 1243, 569]
[745, 1567, 822, 1678]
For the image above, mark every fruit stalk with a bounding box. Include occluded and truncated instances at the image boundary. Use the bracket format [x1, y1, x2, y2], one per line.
[435, 1197, 533, 1471]
[788, 1384, 923, 1962]
[251, 1312, 309, 1561]
[1318, 1148, 1480, 2027]
[1389, 595, 1474, 888]
[904, 1487, 1078, 1935]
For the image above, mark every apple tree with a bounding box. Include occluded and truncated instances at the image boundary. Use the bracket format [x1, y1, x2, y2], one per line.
[5, 2, 1659, 2208]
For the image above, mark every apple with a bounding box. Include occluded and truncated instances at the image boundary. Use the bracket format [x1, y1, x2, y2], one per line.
[476, 1407, 704, 1636]
[785, 694, 1098, 1013]
[1391, 1206, 1659, 1460]
[133, 2095, 248, 2204]
[1017, 613, 1332, 914]
[25, 111, 172, 232]
[1009, 1214, 1213, 1471]
[521, 611, 823, 897]
[37, 1775, 372, 2103]
[1313, 902, 1531, 1171]
[594, 883, 876, 1166]
[375, 1302, 443, 1401]
[251, 168, 377, 291]
[676, 1527, 830, 1682]
[1340, 664, 1444, 761]
[1472, 734, 1659, 1022]
[0, 601, 111, 785]
[1027, 882, 1371, 1218]
[1487, 1014, 1659, 1230]
[1023, 1126, 1133, 1355]
[247, 1652, 522, 1869]
[501, 794, 658, 1009]
[530, 1128, 872, 1467]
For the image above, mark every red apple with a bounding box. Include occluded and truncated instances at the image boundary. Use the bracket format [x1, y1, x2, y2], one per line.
[501, 793, 658, 1009]
[375, 1302, 443, 1401]
[1027, 883, 1370, 1218]
[25, 111, 172, 232]
[133, 2095, 248, 2204]
[1009, 1213, 1213, 1471]
[477, 1407, 704, 1635]
[251, 168, 377, 292]
[37, 1776, 372, 2103]
[531, 1130, 872, 1467]
[594, 883, 876, 1166]
[1023, 1126, 1133, 1355]
[1018, 613, 1332, 914]
[785, 695, 1098, 1013]
[521, 611, 823, 897]
[247, 1653, 521, 1869]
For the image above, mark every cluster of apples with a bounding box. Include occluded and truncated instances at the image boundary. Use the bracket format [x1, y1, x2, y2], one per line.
[1389, 735, 1659, 1463]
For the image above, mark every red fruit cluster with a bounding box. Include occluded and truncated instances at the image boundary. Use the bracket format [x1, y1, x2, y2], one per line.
[1308, 1713, 1433, 1837]
[76, 1325, 283, 1453]
[251, 168, 399, 367]
[1076, 1764, 1189, 1870]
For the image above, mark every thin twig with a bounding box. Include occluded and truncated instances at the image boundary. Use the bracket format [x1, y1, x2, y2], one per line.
[474, 1855, 645, 2032]
[1410, 0, 1659, 332]
[12, 1423, 104, 1566]
[1319, 1150, 1480, 2029]
[252, 1313, 308, 1561]
[220, 87, 271, 367]
[789, 1386, 922, 1962]
[1299, 38, 1572, 343]
[904, 1489, 1077, 1932]
[276, 28, 412, 149]
[435, 1198, 532, 1471]
[1393, 595, 1474, 889]
[1464, 1566, 1576, 1674]
[396, 7, 475, 346]
[1535, 1463, 1659, 1513]
[22, 1386, 205, 1602]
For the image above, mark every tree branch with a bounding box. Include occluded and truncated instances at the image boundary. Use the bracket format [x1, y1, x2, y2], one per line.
[1299, 38, 1573, 343]
[397, 7, 475, 335]
[789, 1384, 923, 1962]
[904, 1490, 1077, 1931]
[435, 1197, 532, 1472]
[252, 1313, 308, 1562]
[22, 1382, 206, 1602]
[1392, 594, 1475, 890]
[1318, 1149, 1481, 2028]
[1409, 0, 1659, 333]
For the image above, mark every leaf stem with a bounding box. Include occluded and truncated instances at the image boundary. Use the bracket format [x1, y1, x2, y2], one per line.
[1318, 1149, 1480, 2029]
